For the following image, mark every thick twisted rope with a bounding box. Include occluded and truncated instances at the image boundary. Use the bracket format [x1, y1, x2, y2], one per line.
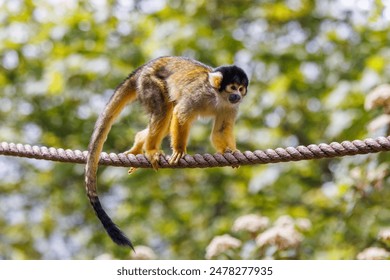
[1, 136, 390, 169]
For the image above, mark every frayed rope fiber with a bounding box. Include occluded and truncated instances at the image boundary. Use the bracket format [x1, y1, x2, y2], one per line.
[1, 136, 390, 169]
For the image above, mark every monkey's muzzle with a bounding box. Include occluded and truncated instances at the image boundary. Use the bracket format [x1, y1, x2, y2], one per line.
[229, 93, 241, 104]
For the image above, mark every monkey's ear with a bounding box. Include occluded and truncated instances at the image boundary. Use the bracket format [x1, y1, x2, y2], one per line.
[208, 72, 223, 89]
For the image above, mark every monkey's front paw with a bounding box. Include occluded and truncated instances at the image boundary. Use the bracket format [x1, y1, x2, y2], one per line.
[169, 150, 186, 165]
[145, 150, 164, 170]
[224, 148, 239, 154]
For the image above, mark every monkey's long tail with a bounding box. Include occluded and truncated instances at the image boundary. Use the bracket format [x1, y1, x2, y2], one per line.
[85, 75, 137, 249]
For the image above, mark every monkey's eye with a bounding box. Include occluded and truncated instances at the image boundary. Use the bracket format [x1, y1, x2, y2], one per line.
[231, 85, 237, 91]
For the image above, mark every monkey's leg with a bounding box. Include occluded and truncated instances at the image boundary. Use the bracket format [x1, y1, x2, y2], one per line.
[125, 128, 148, 155]
[169, 110, 193, 165]
[136, 74, 172, 170]
[124, 128, 148, 174]
[144, 111, 172, 170]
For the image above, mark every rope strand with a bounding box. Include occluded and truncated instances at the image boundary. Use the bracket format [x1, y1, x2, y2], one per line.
[1, 136, 390, 169]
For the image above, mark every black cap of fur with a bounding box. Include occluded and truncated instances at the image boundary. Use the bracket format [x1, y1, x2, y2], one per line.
[213, 65, 249, 92]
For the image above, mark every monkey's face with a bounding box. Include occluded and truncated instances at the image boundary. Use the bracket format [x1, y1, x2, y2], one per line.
[210, 65, 249, 106]
[224, 83, 247, 104]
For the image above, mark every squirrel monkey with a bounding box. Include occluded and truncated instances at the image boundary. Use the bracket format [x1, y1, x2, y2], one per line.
[85, 56, 249, 248]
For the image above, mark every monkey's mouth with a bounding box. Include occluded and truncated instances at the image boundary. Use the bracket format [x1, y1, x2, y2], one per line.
[229, 94, 241, 104]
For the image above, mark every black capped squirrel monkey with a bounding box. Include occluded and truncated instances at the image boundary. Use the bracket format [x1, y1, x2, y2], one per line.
[85, 56, 249, 248]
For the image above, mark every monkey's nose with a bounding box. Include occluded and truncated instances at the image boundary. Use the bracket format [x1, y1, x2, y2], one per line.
[229, 94, 241, 103]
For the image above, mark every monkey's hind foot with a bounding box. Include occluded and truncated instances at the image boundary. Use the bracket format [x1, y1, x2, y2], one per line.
[124, 148, 142, 174]
[145, 149, 164, 170]
[128, 167, 137, 174]
[169, 150, 186, 165]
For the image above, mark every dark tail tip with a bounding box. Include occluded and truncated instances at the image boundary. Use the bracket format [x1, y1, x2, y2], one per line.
[90, 197, 134, 251]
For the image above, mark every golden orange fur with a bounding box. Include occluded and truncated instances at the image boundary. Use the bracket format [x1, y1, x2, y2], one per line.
[85, 56, 249, 247]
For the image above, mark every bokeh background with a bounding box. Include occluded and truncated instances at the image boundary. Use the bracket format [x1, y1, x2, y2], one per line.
[1, 0, 390, 259]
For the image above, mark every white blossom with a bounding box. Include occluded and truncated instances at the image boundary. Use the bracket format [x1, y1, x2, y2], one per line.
[365, 84, 390, 111]
[232, 214, 270, 234]
[256, 224, 303, 250]
[296, 218, 312, 231]
[274, 215, 295, 227]
[357, 247, 390, 260]
[378, 228, 390, 242]
[367, 114, 390, 131]
[205, 234, 241, 259]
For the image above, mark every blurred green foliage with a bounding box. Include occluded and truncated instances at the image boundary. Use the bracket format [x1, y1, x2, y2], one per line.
[1, 0, 390, 259]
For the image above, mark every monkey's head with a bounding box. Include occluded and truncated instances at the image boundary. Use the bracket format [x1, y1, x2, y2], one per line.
[209, 65, 249, 105]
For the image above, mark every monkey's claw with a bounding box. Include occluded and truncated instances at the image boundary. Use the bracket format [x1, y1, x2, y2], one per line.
[145, 150, 163, 170]
[128, 167, 137, 174]
[169, 151, 185, 165]
[224, 148, 239, 154]
[124, 149, 141, 174]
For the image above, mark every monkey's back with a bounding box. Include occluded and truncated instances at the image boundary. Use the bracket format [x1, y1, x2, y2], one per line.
[134, 56, 217, 114]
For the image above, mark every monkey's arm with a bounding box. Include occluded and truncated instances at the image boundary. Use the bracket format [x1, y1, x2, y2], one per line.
[211, 111, 238, 153]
